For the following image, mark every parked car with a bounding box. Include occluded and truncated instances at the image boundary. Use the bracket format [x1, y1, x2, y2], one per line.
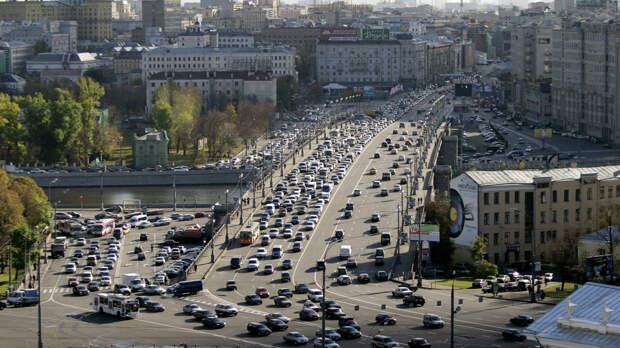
[247, 322, 271, 336]
[408, 338, 432, 348]
[510, 315, 534, 326]
[283, 332, 309, 345]
[502, 329, 526, 341]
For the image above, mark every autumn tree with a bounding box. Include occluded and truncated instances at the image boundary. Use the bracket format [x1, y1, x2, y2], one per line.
[0, 93, 27, 164]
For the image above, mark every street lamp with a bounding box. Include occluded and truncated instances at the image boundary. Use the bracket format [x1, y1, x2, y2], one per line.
[451, 269, 457, 348]
[225, 189, 229, 244]
[320, 239, 339, 348]
[416, 205, 424, 288]
[238, 174, 244, 225]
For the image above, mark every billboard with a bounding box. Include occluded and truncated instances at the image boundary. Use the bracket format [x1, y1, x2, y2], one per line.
[455, 83, 472, 97]
[449, 174, 478, 246]
[409, 224, 440, 242]
[362, 28, 390, 40]
[584, 255, 614, 282]
[363, 85, 376, 98]
[534, 128, 553, 138]
[319, 28, 360, 41]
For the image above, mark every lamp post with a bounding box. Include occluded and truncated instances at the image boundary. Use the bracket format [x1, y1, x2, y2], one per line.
[225, 189, 229, 244]
[451, 269, 456, 348]
[320, 239, 338, 348]
[396, 203, 401, 264]
[252, 181, 256, 208]
[37, 235, 43, 348]
[172, 169, 177, 212]
[417, 205, 424, 288]
[238, 173, 244, 225]
[99, 170, 104, 211]
[607, 211, 614, 283]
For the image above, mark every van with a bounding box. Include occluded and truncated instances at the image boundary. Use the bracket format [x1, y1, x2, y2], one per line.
[381, 233, 391, 246]
[129, 214, 147, 223]
[230, 256, 243, 269]
[382, 172, 391, 181]
[171, 280, 203, 296]
[272, 245, 283, 259]
[86, 255, 97, 266]
[339, 245, 352, 260]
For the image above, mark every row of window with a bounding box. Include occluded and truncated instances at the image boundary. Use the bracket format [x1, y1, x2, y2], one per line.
[147, 55, 291, 62]
[483, 185, 620, 206]
[483, 207, 595, 225]
[483, 210, 520, 225]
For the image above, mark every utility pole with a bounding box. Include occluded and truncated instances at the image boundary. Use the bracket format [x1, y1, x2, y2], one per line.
[608, 212, 614, 283]
[99, 170, 104, 211]
[225, 189, 229, 244]
[321, 264, 326, 348]
[417, 206, 424, 288]
[451, 270, 456, 348]
[172, 170, 177, 212]
[396, 204, 401, 264]
[8, 241, 12, 293]
[252, 181, 256, 208]
[37, 244, 42, 348]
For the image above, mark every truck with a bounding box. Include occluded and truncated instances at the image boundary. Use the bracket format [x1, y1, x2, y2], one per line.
[54, 236, 68, 249]
[122, 273, 141, 286]
[173, 224, 203, 241]
[51, 243, 66, 258]
[8, 289, 40, 307]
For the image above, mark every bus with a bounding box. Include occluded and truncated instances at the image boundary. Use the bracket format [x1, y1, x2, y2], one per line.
[90, 218, 115, 237]
[239, 222, 259, 245]
[92, 293, 139, 319]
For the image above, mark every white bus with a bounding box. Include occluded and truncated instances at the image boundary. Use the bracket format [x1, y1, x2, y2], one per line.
[90, 218, 115, 237]
[92, 293, 139, 319]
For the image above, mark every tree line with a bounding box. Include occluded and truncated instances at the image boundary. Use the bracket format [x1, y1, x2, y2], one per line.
[0, 169, 51, 278]
[151, 84, 274, 162]
[0, 77, 121, 166]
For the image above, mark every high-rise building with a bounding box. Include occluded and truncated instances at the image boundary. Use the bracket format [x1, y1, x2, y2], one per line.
[141, 0, 182, 37]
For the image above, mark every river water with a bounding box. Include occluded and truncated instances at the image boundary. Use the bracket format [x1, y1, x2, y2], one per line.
[49, 185, 247, 208]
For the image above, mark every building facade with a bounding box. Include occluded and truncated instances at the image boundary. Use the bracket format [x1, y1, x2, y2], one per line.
[141, 0, 182, 36]
[217, 32, 254, 48]
[132, 130, 169, 169]
[27, 52, 112, 81]
[0, 41, 35, 74]
[450, 166, 620, 268]
[145, 70, 276, 112]
[551, 17, 620, 145]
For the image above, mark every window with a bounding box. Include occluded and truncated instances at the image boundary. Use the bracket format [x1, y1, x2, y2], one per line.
[514, 231, 520, 241]
[493, 233, 499, 245]
[600, 186, 605, 199]
[552, 230, 557, 240]
[564, 189, 569, 202]
[552, 190, 557, 203]
[484, 193, 489, 205]
[505, 192, 510, 204]
[587, 188, 592, 200]
[515, 191, 520, 203]
[494, 192, 499, 204]
[540, 191, 547, 204]
[494, 212, 500, 225]
[576, 189, 581, 202]
[552, 210, 557, 223]
[563, 209, 569, 223]
[540, 211, 546, 224]
[616, 185, 620, 197]
[483, 233, 489, 243]
[540, 231, 546, 244]
[587, 208, 592, 220]
[609, 187, 613, 199]
[575, 208, 580, 222]
[504, 212, 511, 224]
[504, 232, 510, 243]
[483, 213, 489, 225]
[514, 210, 520, 224]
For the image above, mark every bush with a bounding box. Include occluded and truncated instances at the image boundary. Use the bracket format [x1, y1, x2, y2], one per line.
[471, 260, 498, 279]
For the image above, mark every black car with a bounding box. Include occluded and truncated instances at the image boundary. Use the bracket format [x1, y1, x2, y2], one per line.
[510, 315, 534, 326]
[137, 252, 146, 261]
[502, 329, 526, 341]
[134, 246, 143, 254]
[226, 280, 237, 290]
[74, 250, 83, 258]
[344, 211, 352, 219]
[369, 225, 379, 234]
[265, 318, 288, 331]
[87, 282, 100, 292]
[358, 273, 370, 284]
[245, 294, 263, 305]
[325, 307, 346, 319]
[72, 285, 89, 296]
[376, 270, 388, 281]
[408, 338, 432, 348]
[403, 295, 425, 307]
[295, 283, 309, 294]
[202, 316, 226, 329]
[278, 288, 294, 298]
[145, 301, 165, 312]
[375, 256, 385, 266]
[282, 259, 293, 270]
[337, 326, 362, 339]
[338, 317, 361, 330]
[136, 296, 150, 307]
[274, 296, 292, 308]
[139, 233, 148, 241]
[192, 309, 215, 320]
[247, 322, 272, 336]
[316, 259, 326, 271]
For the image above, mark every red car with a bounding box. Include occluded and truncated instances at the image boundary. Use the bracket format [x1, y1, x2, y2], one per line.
[68, 277, 79, 287]
[255, 287, 270, 298]
[194, 212, 207, 218]
[299, 308, 319, 321]
[375, 313, 397, 325]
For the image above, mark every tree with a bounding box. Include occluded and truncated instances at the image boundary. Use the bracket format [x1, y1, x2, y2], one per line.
[152, 100, 173, 132]
[307, 83, 324, 104]
[16, 93, 51, 163]
[469, 235, 499, 278]
[551, 234, 579, 291]
[10, 224, 40, 279]
[276, 75, 298, 111]
[471, 235, 487, 263]
[74, 77, 105, 164]
[9, 176, 51, 229]
[0, 93, 27, 164]
[83, 68, 115, 84]
[0, 183, 25, 251]
[295, 45, 315, 82]
[153, 84, 202, 156]
[472, 260, 499, 279]
[49, 88, 83, 164]
[425, 200, 456, 267]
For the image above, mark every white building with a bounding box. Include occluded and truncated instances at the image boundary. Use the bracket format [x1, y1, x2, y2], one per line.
[142, 46, 296, 81]
[26, 52, 112, 81]
[217, 32, 254, 48]
[146, 70, 276, 112]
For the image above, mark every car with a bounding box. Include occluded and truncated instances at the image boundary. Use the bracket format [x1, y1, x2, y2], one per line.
[145, 301, 165, 312]
[371, 213, 381, 222]
[346, 258, 357, 268]
[544, 272, 554, 282]
[202, 315, 226, 329]
[300, 308, 320, 321]
[245, 294, 263, 305]
[472, 279, 484, 288]
[274, 296, 292, 308]
[144, 285, 165, 295]
[73, 250, 83, 258]
[371, 335, 397, 348]
[423, 314, 444, 328]
[72, 285, 89, 296]
[255, 287, 270, 298]
[325, 307, 347, 319]
[100, 276, 112, 286]
[192, 309, 215, 320]
[510, 315, 534, 326]
[263, 264, 274, 275]
[256, 248, 267, 259]
[372, 180, 381, 188]
[154, 257, 165, 266]
[344, 211, 352, 219]
[369, 225, 379, 234]
[136, 221, 153, 229]
[76, 238, 86, 246]
[502, 329, 526, 341]
[265, 318, 288, 331]
[281, 271, 291, 282]
[408, 338, 431, 348]
[303, 300, 320, 312]
[215, 304, 238, 317]
[295, 282, 309, 294]
[265, 312, 291, 323]
[284, 332, 309, 345]
[392, 287, 413, 298]
[183, 303, 202, 314]
[376, 270, 388, 281]
[380, 189, 389, 196]
[315, 328, 341, 341]
[338, 317, 361, 330]
[68, 277, 79, 287]
[247, 322, 272, 336]
[247, 258, 259, 271]
[337, 326, 362, 339]
[357, 273, 370, 284]
[313, 337, 340, 348]
[87, 282, 100, 292]
[403, 295, 425, 307]
[282, 259, 293, 270]
[307, 288, 323, 302]
[375, 313, 397, 325]
[337, 275, 352, 286]
[353, 189, 361, 196]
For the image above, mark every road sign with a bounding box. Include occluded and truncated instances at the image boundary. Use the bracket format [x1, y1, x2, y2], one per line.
[534, 128, 553, 138]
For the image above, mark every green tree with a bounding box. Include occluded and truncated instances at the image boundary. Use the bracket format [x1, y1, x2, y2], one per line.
[425, 200, 456, 268]
[83, 68, 115, 84]
[16, 93, 51, 163]
[33, 39, 51, 54]
[74, 77, 105, 164]
[9, 176, 51, 229]
[153, 84, 202, 156]
[472, 260, 499, 279]
[10, 224, 40, 279]
[50, 88, 83, 164]
[152, 99, 173, 132]
[471, 235, 487, 262]
[0, 93, 27, 164]
[0, 185, 25, 251]
[276, 75, 298, 111]
[295, 45, 315, 82]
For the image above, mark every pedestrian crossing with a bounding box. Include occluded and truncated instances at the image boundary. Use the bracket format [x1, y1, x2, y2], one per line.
[41, 286, 113, 294]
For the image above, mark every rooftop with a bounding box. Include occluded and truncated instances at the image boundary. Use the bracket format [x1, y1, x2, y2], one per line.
[134, 130, 169, 142]
[149, 70, 273, 81]
[580, 227, 620, 243]
[145, 46, 293, 55]
[464, 166, 620, 187]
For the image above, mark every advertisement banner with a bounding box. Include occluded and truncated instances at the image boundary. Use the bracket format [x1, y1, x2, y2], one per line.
[584, 255, 614, 282]
[449, 174, 478, 246]
[454, 83, 472, 97]
[534, 128, 553, 138]
[409, 224, 440, 242]
[363, 85, 376, 98]
[319, 28, 360, 41]
[362, 28, 390, 40]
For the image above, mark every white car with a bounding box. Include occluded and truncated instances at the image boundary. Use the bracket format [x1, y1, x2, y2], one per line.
[314, 337, 339, 348]
[307, 289, 323, 302]
[144, 284, 165, 295]
[100, 276, 112, 286]
[303, 221, 315, 231]
[76, 238, 86, 246]
[284, 332, 309, 345]
[256, 248, 267, 259]
[247, 258, 259, 271]
[65, 263, 76, 274]
[544, 273, 554, 282]
[392, 286, 413, 298]
[269, 229, 279, 239]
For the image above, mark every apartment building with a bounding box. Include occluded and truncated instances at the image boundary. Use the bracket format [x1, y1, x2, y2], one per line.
[551, 16, 620, 145]
[450, 166, 620, 268]
[145, 70, 276, 112]
[141, 0, 182, 36]
[142, 46, 296, 81]
[217, 32, 254, 48]
[0, 0, 113, 42]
